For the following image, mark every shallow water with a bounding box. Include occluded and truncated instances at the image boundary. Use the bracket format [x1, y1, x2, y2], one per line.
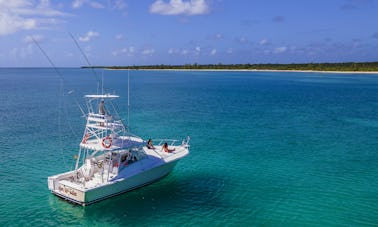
[0, 68, 378, 226]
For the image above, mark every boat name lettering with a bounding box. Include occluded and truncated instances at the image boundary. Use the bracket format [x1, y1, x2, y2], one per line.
[59, 184, 78, 197]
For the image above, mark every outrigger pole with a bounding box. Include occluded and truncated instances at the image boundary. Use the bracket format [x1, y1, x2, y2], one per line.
[32, 36, 85, 170]
[69, 32, 102, 93]
[32, 36, 85, 116]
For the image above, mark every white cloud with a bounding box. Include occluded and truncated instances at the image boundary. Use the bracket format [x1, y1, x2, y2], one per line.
[90, 1, 104, 9]
[210, 48, 217, 55]
[168, 48, 186, 55]
[3, 0, 61, 17]
[79, 31, 99, 42]
[111, 51, 117, 56]
[115, 34, 123, 40]
[72, 0, 84, 8]
[168, 47, 205, 57]
[227, 48, 233, 54]
[112, 46, 136, 56]
[128, 46, 135, 54]
[0, 0, 66, 36]
[0, 13, 36, 35]
[150, 0, 209, 15]
[237, 36, 250, 44]
[274, 46, 287, 54]
[141, 48, 155, 56]
[194, 46, 201, 57]
[72, 0, 104, 9]
[111, 0, 127, 10]
[208, 33, 223, 40]
[168, 48, 179, 54]
[10, 44, 33, 59]
[259, 39, 268, 45]
[23, 34, 45, 44]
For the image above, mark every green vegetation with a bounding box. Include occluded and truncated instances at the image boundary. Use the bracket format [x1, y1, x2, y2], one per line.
[84, 62, 378, 72]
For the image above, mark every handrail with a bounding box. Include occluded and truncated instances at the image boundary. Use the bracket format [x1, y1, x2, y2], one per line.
[150, 136, 190, 147]
[153, 139, 178, 146]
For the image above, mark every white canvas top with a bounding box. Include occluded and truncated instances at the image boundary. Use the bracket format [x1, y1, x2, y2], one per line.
[85, 94, 119, 98]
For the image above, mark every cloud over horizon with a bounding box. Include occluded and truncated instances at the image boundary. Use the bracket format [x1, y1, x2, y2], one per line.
[79, 31, 99, 42]
[72, 0, 104, 9]
[0, 0, 67, 36]
[149, 0, 209, 15]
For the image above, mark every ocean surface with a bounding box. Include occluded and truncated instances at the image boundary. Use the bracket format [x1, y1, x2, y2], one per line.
[0, 68, 378, 226]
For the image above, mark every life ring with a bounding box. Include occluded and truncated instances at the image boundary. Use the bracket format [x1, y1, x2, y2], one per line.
[82, 133, 90, 144]
[102, 136, 112, 148]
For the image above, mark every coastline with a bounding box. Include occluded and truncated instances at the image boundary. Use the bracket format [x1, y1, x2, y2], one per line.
[106, 68, 378, 74]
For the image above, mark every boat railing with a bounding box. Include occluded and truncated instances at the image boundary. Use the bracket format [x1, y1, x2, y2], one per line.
[154, 139, 178, 146]
[146, 138, 188, 159]
[153, 136, 190, 147]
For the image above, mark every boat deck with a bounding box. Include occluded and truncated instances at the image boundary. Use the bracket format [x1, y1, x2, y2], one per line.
[83, 171, 117, 189]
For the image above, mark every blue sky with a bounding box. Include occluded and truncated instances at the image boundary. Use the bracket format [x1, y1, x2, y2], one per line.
[1, 0, 378, 67]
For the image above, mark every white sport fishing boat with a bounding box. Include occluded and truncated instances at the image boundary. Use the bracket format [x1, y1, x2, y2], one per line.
[48, 94, 190, 206]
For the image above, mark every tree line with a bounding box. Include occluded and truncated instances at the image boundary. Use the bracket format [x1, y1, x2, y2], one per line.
[84, 62, 378, 72]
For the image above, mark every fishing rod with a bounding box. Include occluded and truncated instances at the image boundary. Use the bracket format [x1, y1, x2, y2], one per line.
[33, 37, 87, 170]
[32, 37, 65, 82]
[32, 37, 86, 116]
[69, 32, 102, 94]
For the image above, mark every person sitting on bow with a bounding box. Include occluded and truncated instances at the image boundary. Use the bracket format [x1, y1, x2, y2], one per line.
[146, 139, 156, 150]
[162, 142, 175, 153]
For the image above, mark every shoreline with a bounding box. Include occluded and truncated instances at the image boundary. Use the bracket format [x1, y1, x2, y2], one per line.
[106, 68, 378, 74]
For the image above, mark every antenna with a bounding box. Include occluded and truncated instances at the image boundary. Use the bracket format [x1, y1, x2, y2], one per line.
[101, 71, 104, 95]
[127, 69, 130, 131]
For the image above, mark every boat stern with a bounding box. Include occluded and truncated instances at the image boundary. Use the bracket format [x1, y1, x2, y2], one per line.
[48, 172, 86, 205]
[47, 176, 55, 191]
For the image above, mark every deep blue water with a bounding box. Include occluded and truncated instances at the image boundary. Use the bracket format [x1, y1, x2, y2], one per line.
[0, 68, 378, 226]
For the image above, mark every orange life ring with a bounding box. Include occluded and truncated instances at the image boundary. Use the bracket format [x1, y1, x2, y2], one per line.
[82, 133, 90, 144]
[101, 136, 112, 148]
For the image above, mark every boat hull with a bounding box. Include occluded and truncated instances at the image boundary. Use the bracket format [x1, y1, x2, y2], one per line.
[50, 160, 178, 206]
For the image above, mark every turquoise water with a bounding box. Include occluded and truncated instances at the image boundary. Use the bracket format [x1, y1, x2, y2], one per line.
[1, 68, 378, 226]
